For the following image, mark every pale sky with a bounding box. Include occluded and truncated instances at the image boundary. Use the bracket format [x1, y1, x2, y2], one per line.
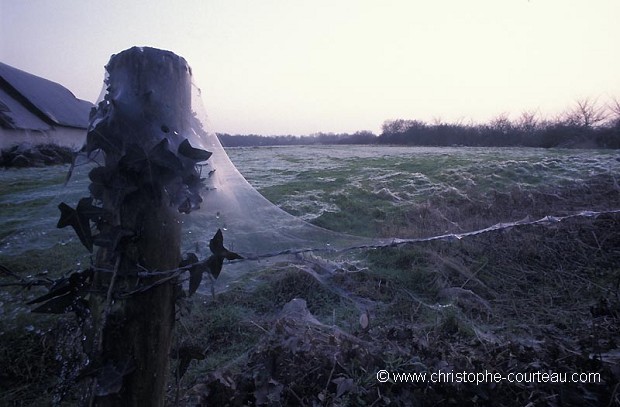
[1, 0, 619, 135]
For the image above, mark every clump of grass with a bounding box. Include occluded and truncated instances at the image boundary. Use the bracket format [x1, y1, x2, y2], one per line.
[172, 265, 350, 389]
[177, 299, 263, 373]
[365, 246, 439, 294]
[0, 315, 60, 406]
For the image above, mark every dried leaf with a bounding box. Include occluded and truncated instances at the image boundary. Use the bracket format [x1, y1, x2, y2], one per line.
[333, 377, 356, 398]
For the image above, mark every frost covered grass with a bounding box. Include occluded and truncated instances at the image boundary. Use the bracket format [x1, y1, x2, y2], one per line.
[1, 145, 620, 405]
[229, 146, 620, 196]
[0, 164, 87, 245]
[229, 145, 620, 237]
[0, 166, 69, 240]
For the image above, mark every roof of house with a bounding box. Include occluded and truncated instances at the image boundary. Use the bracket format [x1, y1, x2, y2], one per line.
[0, 62, 94, 131]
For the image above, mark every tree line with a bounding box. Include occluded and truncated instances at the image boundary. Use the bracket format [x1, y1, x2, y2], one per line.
[217, 131, 377, 147]
[217, 97, 620, 149]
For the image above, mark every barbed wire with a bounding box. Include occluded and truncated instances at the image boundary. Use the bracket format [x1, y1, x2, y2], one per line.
[241, 208, 620, 260]
[3, 208, 619, 299]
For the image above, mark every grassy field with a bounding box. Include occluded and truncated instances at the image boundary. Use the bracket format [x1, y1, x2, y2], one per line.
[1, 146, 619, 406]
[229, 145, 620, 237]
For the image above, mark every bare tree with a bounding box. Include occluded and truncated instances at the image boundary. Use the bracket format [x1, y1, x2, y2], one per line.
[565, 97, 608, 128]
[607, 96, 620, 126]
[431, 116, 444, 126]
[516, 110, 540, 133]
[489, 113, 513, 134]
[381, 119, 426, 135]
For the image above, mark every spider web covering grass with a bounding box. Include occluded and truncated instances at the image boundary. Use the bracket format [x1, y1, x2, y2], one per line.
[171, 173, 619, 406]
[1, 147, 619, 406]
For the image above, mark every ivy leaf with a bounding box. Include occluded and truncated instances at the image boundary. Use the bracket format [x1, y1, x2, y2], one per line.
[205, 251, 241, 280]
[206, 255, 222, 280]
[177, 358, 192, 381]
[224, 251, 243, 261]
[188, 265, 205, 297]
[76, 197, 109, 221]
[88, 165, 138, 202]
[28, 280, 69, 305]
[28, 268, 93, 305]
[179, 252, 199, 268]
[171, 344, 205, 379]
[118, 143, 149, 173]
[57, 202, 93, 252]
[29, 269, 93, 316]
[209, 229, 242, 260]
[84, 119, 121, 155]
[178, 138, 212, 162]
[181, 253, 205, 297]
[119, 139, 183, 189]
[185, 230, 243, 296]
[149, 138, 183, 173]
[209, 229, 225, 255]
[178, 198, 192, 214]
[31, 295, 86, 315]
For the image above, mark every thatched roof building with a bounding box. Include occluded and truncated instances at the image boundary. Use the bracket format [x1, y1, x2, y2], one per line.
[0, 62, 94, 149]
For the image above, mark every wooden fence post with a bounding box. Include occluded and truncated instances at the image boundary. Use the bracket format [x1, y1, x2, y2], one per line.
[81, 47, 206, 406]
